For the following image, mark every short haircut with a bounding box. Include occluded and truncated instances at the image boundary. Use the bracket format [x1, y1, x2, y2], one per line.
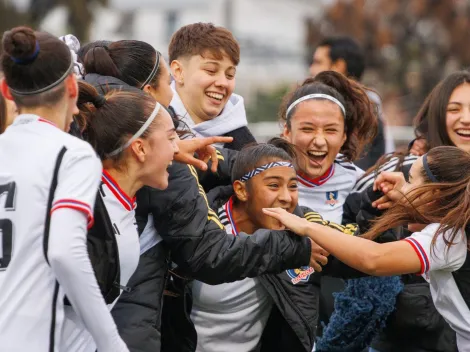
[317, 36, 365, 80]
[168, 22, 240, 65]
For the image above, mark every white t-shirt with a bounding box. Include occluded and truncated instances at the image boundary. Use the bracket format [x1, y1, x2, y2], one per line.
[0, 114, 101, 352]
[191, 198, 273, 352]
[61, 170, 140, 352]
[298, 158, 364, 223]
[404, 223, 470, 351]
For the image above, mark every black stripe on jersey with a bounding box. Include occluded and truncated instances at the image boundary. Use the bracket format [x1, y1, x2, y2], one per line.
[113, 223, 121, 236]
[217, 207, 230, 227]
[49, 281, 60, 352]
[99, 183, 106, 197]
[334, 159, 357, 171]
[353, 155, 418, 192]
[43, 146, 67, 265]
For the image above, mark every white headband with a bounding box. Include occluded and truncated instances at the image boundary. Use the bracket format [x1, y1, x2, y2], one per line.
[107, 102, 161, 157]
[286, 93, 346, 117]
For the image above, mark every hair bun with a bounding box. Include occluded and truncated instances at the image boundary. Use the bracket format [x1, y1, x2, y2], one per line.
[2, 27, 38, 64]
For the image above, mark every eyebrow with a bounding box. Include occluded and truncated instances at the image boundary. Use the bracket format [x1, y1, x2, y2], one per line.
[448, 101, 462, 105]
[167, 128, 176, 134]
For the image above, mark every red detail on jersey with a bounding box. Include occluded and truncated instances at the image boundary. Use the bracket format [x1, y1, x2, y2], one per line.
[51, 199, 94, 229]
[101, 170, 136, 211]
[403, 238, 429, 275]
[298, 165, 335, 188]
[224, 197, 239, 236]
[37, 117, 58, 128]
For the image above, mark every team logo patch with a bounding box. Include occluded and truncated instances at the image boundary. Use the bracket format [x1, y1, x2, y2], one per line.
[325, 191, 339, 207]
[286, 266, 315, 284]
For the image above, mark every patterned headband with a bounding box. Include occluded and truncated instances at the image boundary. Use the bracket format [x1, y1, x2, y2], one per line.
[239, 161, 294, 182]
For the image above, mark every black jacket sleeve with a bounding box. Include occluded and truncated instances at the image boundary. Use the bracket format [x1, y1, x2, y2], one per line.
[138, 162, 311, 285]
[223, 126, 257, 151]
[198, 147, 238, 193]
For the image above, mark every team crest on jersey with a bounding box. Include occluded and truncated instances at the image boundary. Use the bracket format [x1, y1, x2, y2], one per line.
[325, 191, 339, 207]
[286, 266, 315, 284]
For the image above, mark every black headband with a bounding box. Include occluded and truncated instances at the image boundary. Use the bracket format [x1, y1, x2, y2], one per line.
[140, 51, 160, 89]
[8, 52, 74, 96]
[422, 153, 438, 183]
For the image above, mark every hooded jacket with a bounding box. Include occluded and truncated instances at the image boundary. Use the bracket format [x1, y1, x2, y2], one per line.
[170, 83, 256, 150]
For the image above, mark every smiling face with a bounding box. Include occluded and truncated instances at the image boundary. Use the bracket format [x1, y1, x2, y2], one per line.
[240, 164, 298, 230]
[445, 83, 470, 153]
[283, 99, 347, 178]
[171, 51, 236, 124]
[137, 108, 179, 190]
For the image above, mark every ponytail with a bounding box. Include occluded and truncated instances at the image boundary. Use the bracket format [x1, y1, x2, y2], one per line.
[76, 80, 160, 163]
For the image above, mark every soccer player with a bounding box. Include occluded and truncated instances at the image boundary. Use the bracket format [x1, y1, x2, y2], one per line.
[264, 146, 470, 352]
[0, 27, 128, 351]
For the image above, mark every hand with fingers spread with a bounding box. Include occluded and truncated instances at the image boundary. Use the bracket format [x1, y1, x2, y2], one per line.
[372, 171, 410, 210]
[309, 239, 329, 272]
[175, 136, 233, 172]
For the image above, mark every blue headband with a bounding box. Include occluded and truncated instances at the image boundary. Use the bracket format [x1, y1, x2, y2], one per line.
[239, 161, 294, 182]
[11, 41, 40, 64]
[422, 154, 438, 183]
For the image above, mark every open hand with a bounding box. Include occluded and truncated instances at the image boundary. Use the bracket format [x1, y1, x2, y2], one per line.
[175, 136, 233, 172]
[372, 171, 410, 209]
[262, 208, 311, 236]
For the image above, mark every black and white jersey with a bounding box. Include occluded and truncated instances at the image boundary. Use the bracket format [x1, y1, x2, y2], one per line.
[404, 224, 470, 351]
[0, 114, 102, 352]
[352, 154, 419, 193]
[298, 158, 363, 223]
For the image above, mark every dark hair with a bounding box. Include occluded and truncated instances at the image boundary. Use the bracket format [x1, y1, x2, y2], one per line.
[414, 70, 470, 150]
[231, 138, 294, 183]
[280, 71, 377, 161]
[0, 91, 6, 134]
[168, 22, 240, 65]
[364, 146, 470, 251]
[83, 40, 162, 90]
[1, 26, 72, 107]
[77, 81, 162, 163]
[77, 40, 112, 64]
[316, 37, 365, 80]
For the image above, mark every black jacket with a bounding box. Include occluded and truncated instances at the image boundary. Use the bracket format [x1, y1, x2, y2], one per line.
[111, 160, 312, 352]
[82, 73, 311, 351]
[162, 182, 368, 352]
[343, 155, 457, 352]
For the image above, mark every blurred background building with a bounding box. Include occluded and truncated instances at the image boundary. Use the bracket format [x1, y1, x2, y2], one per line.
[2, 0, 470, 145]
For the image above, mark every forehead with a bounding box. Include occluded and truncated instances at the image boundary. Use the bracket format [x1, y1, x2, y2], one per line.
[189, 50, 236, 67]
[449, 83, 470, 103]
[314, 46, 331, 60]
[291, 99, 344, 125]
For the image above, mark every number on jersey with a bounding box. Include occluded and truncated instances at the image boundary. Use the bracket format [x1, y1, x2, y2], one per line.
[0, 182, 16, 270]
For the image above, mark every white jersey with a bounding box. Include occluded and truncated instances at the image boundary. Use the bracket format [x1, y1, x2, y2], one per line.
[0, 114, 101, 352]
[403, 224, 470, 352]
[61, 170, 140, 352]
[298, 158, 363, 223]
[191, 198, 273, 352]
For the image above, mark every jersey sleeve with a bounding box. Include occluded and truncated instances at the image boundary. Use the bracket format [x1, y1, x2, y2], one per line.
[50, 144, 102, 229]
[403, 223, 467, 274]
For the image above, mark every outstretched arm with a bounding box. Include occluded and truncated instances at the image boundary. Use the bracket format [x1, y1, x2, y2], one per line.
[263, 208, 421, 276]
